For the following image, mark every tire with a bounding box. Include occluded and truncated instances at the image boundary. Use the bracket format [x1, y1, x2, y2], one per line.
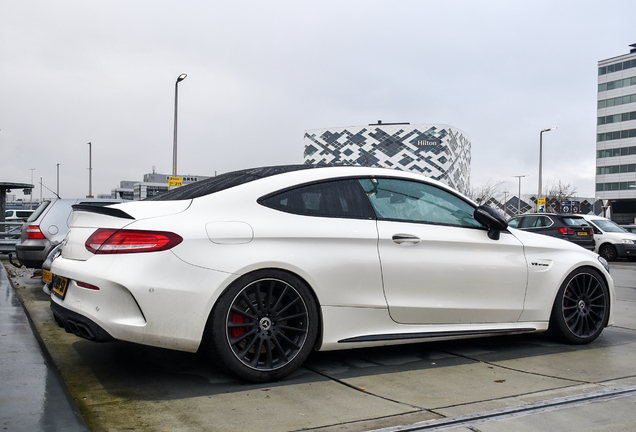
[206, 270, 319, 382]
[598, 243, 618, 262]
[547, 267, 609, 344]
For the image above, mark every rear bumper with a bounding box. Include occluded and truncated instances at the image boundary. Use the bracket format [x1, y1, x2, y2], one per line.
[16, 240, 52, 268]
[564, 238, 595, 251]
[50, 300, 114, 342]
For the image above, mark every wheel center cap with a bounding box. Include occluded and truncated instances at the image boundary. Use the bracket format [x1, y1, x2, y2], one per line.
[578, 300, 586, 311]
[259, 317, 272, 331]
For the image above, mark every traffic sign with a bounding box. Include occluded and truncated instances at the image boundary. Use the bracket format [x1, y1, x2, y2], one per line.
[537, 197, 546, 213]
[169, 176, 182, 190]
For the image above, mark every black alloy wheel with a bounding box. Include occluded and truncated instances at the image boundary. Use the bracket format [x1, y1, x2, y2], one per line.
[207, 270, 318, 382]
[547, 268, 609, 344]
[598, 244, 618, 262]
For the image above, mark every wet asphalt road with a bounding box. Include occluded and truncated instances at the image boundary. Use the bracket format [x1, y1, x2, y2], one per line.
[0, 260, 88, 431]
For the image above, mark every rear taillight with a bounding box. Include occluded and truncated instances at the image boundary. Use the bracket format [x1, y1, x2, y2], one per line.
[85, 229, 183, 254]
[558, 227, 576, 235]
[26, 225, 46, 239]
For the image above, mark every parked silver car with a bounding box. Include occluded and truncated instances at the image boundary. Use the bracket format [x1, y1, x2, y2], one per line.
[16, 198, 126, 268]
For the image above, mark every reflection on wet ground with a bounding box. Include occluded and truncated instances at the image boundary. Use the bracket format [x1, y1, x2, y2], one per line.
[0, 263, 87, 431]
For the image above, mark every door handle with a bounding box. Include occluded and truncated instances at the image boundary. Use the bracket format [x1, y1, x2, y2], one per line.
[392, 234, 421, 245]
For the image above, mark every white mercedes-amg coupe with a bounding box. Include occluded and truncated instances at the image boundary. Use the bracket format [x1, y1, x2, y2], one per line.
[50, 165, 614, 382]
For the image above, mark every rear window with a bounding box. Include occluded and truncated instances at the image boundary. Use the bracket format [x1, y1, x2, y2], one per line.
[561, 217, 587, 226]
[147, 165, 325, 201]
[27, 201, 51, 222]
[16, 211, 33, 218]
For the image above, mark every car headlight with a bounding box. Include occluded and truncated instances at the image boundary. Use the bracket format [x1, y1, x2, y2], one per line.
[621, 239, 635, 244]
[598, 256, 610, 272]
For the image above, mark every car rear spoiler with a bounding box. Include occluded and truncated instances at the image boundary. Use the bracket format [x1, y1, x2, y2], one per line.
[72, 204, 135, 220]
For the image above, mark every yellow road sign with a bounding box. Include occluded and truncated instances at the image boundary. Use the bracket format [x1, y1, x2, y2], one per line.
[169, 176, 183, 189]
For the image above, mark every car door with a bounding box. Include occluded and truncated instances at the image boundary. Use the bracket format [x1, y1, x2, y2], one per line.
[258, 178, 386, 308]
[359, 178, 528, 325]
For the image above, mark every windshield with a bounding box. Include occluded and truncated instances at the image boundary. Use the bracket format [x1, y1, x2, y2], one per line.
[590, 219, 627, 233]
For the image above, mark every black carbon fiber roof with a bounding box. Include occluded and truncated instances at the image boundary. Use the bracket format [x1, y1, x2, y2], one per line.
[147, 164, 326, 201]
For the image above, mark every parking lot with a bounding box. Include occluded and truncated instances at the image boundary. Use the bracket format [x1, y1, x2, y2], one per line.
[2, 260, 636, 432]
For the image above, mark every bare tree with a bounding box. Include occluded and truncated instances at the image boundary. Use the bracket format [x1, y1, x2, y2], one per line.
[545, 179, 578, 213]
[467, 179, 504, 209]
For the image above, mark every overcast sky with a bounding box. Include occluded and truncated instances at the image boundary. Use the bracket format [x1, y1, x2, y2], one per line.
[2, 1, 635, 201]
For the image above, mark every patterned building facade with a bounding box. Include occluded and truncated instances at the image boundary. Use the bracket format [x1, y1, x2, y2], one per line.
[303, 122, 471, 195]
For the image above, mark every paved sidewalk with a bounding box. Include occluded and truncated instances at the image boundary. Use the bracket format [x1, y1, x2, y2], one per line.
[0, 261, 88, 431]
[3, 259, 636, 431]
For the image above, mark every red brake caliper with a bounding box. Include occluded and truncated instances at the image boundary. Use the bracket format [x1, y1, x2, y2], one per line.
[230, 314, 246, 338]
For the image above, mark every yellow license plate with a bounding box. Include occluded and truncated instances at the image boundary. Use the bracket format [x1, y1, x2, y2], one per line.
[577, 232, 588, 236]
[52, 276, 69, 300]
[43, 269, 53, 283]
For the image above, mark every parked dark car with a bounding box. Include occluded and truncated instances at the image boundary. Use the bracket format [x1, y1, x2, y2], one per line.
[507, 213, 595, 250]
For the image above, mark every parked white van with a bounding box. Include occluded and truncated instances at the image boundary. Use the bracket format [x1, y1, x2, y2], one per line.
[581, 215, 636, 261]
[4, 209, 34, 222]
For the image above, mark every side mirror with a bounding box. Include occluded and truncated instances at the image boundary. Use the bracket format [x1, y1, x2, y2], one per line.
[474, 206, 508, 240]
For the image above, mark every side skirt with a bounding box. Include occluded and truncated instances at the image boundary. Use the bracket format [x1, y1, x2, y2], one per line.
[338, 327, 538, 344]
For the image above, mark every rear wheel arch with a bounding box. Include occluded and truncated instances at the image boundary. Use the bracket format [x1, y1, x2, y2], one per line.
[202, 268, 322, 382]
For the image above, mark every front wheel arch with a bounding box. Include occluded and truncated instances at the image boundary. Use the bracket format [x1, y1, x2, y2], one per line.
[598, 243, 618, 261]
[546, 266, 610, 344]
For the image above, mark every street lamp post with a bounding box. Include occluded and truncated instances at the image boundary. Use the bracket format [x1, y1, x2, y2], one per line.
[30, 168, 34, 209]
[56, 163, 60, 197]
[513, 175, 527, 215]
[538, 127, 557, 200]
[87, 142, 93, 198]
[173, 73, 187, 177]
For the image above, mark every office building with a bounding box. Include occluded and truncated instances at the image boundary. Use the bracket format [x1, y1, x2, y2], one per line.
[596, 43, 636, 223]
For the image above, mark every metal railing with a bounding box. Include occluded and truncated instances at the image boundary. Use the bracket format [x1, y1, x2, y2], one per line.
[0, 222, 23, 254]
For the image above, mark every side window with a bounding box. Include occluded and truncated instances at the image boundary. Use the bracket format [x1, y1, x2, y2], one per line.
[520, 216, 539, 228]
[540, 216, 553, 227]
[507, 218, 521, 228]
[259, 179, 374, 219]
[358, 178, 481, 228]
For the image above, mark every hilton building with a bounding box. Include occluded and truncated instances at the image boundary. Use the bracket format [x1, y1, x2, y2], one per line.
[596, 43, 636, 223]
[303, 122, 471, 195]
